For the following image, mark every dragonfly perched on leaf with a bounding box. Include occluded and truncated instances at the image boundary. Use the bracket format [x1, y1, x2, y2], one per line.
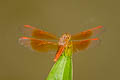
[19, 25, 104, 62]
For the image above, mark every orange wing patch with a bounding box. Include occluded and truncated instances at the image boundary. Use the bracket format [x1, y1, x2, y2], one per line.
[71, 26, 104, 40]
[19, 37, 58, 52]
[73, 38, 99, 53]
[23, 25, 58, 40]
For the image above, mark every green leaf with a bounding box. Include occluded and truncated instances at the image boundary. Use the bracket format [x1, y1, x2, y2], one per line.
[46, 43, 73, 80]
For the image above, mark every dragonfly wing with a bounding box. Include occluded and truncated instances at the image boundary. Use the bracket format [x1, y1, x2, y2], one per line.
[73, 38, 100, 53]
[23, 25, 58, 40]
[19, 37, 58, 52]
[71, 26, 104, 40]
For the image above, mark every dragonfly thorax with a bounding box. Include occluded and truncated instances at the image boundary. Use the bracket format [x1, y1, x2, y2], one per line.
[58, 33, 71, 46]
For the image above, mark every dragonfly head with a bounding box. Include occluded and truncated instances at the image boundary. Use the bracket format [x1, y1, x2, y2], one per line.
[58, 33, 71, 46]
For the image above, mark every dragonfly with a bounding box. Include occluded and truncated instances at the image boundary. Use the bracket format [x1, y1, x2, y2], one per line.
[19, 25, 104, 62]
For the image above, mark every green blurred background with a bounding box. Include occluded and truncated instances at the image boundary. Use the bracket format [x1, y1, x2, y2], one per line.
[0, 0, 120, 80]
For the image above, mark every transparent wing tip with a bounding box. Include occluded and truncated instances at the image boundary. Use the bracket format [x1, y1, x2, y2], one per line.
[18, 37, 31, 47]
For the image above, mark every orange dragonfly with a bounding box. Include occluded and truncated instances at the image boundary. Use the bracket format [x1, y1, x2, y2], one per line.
[19, 25, 104, 62]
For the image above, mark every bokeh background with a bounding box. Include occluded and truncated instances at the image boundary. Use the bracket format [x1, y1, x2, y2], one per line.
[0, 0, 120, 80]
